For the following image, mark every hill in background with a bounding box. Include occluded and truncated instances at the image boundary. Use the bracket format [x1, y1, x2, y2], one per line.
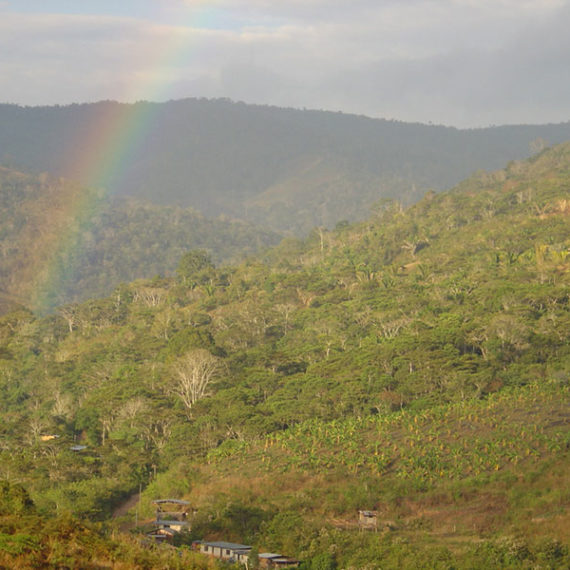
[2, 99, 570, 234]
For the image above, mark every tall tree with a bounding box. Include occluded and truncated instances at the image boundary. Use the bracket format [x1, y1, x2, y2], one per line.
[176, 250, 215, 288]
[171, 349, 223, 416]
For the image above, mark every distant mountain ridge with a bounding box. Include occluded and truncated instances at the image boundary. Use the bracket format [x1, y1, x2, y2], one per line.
[2, 98, 570, 233]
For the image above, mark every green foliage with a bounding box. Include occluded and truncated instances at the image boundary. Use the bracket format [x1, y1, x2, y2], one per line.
[0, 508, 211, 568]
[0, 168, 281, 313]
[0, 480, 35, 515]
[0, 143, 569, 564]
[248, 546, 260, 570]
[304, 552, 337, 570]
[221, 502, 269, 542]
[0, 532, 39, 556]
[177, 249, 216, 287]
[260, 511, 316, 555]
[209, 382, 569, 490]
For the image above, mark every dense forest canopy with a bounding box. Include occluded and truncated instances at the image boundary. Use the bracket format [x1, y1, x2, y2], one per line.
[0, 167, 281, 313]
[0, 143, 568, 567]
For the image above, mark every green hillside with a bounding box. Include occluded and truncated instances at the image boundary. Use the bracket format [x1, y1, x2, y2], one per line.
[0, 167, 281, 313]
[0, 143, 568, 567]
[2, 99, 570, 234]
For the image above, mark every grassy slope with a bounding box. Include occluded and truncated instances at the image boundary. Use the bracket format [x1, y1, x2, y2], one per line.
[196, 382, 569, 538]
[133, 385, 569, 567]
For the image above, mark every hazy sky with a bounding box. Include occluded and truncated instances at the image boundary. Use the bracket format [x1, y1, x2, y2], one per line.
[1, 0, 569, 127]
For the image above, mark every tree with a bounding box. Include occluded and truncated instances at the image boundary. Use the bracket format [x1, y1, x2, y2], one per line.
[59, 305, 79, 333]
[309, 553, 337, 570]
[176, 250, 214, 287]
[0, 480, 35, 515]
[171, 349, 223, 416]
[248, 546, 260, 570]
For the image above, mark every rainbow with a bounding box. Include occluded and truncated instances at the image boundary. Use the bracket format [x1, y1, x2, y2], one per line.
[30, 181, 105, 313]
[32, 5, 218, 313]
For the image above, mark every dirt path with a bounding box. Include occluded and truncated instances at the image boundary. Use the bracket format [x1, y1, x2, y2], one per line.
[112, 492, 140, 519]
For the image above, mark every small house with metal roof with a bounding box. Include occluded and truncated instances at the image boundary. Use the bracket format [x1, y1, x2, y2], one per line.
[146, 499, 191, 541]
[200, 541, 252, 563]
[259, 553, 300, 568]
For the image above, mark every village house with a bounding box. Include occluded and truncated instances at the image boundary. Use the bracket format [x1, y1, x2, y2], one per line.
[146, 499, 191, 542]
[200, 541, 252, 564]
[259, 552, 300, 568]
[145, 526, 178, 542]
[198, 541, 299, 567]
[153, 499, 190, 527]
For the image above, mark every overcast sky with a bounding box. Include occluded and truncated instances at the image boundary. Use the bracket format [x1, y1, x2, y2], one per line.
[1, 0, 569, 127]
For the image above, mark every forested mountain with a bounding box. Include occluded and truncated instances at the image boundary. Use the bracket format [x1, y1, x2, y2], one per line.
[0, 167, 280, 313]
[0, 144, 568, 567]
[2, 99, 570, 233]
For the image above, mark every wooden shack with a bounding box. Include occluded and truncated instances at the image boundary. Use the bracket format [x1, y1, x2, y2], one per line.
[358, 510, 378, 530]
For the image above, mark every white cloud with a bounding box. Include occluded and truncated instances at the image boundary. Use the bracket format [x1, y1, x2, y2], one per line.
[0, 1, 568, 125]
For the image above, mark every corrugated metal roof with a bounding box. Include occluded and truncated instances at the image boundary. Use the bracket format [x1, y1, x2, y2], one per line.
[202, 541, 251, 550]
[152, 499, 190, 505]
[259, 553, 283, 559]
